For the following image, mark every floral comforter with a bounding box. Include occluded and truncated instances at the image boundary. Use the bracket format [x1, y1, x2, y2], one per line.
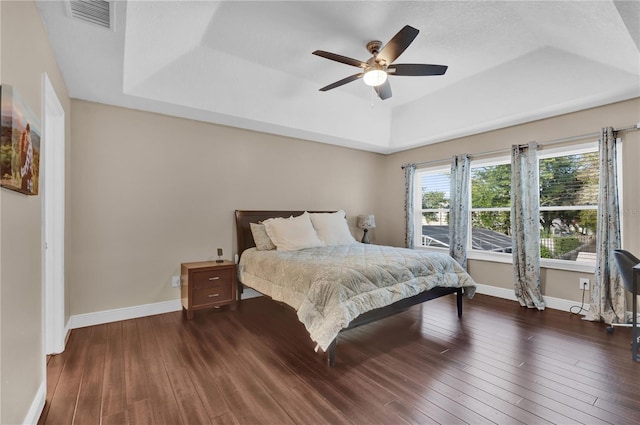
[238, 244, 476, 351]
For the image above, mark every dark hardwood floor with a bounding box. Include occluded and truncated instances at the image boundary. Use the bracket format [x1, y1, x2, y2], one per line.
[39, 293, 640, 425]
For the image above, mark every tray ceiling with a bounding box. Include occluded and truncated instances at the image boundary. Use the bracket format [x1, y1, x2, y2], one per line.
[36, 1, 640, 153]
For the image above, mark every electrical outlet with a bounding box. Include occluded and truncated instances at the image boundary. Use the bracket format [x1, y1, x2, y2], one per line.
[172, 275, 181, 288]
[579, 278, 590, 291]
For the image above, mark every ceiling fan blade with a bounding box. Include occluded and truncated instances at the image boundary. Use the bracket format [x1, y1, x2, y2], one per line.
[374, 80, 392, 100]
[377, 25, 419, 65]
[389, 64, 448, 76]
[319, 73, 364, 91]
[312, 50, 367, 68]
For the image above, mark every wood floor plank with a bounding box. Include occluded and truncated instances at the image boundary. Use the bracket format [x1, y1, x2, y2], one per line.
[127, 398, 156, 425]
[351, 317, 557, 424]
[348, 349, 503, 425]
[428, 309, 635, 380]
[122, 319, 149, 405]
[463, 365, 610, 424]
[234, 309, 408, 424]
[175, 322, 235, 420]
[73, 325, 107, 425]
[101, 322, 126, 417]
[43, 327, 92, 425]
[216, 367, 296, 425]
[167, 367, 213, 425]
[101, 410, 127, 425]
[135, 316, 184, 425]
[392, 316, 608, 423]
[40, 294, 640, 425]
[148, 313, 186, 371]
[37, 348, 66, 425]
[239, 344, 354, 425]
[210, 412, 241, 425]
[422, 304, 640, 413]
[213, 372, 265, 425]
[384, 399, 442, 425]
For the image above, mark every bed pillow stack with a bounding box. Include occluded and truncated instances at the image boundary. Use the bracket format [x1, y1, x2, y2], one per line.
[251, 210, 357, 251]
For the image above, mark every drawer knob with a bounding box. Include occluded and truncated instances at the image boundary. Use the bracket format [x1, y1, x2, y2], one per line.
[208, 294, 220, 298]
[208, 277, 220, 281]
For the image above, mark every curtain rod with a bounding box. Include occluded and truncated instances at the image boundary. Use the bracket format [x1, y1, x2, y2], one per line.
[403, 123, 640, 169]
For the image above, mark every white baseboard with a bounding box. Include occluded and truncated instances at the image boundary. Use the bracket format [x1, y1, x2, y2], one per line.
[63, 284, 587, 332]
[23, 381, 45, 425]
[67, 299, 182, 330]
[66, 292, 264, 331]
[474, 283, 590, 314]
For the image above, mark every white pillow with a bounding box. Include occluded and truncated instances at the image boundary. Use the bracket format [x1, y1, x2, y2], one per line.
[309, 210, 357, 246]
[263, 212, 323, 251]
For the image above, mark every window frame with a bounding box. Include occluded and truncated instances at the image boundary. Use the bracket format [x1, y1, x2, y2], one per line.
[414, 141, 610, 273]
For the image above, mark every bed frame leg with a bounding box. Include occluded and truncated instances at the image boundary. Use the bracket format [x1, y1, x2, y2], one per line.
[457, 289, 463, 318]
[327, 338, 337, 367]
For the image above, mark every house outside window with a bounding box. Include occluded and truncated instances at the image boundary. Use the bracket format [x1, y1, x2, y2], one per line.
[415, 142, 601, 269]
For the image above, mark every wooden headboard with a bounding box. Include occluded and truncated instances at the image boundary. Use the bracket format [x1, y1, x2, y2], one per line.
[235, 210, 333, 259]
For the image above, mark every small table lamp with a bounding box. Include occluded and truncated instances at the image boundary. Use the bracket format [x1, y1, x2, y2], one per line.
[357, 215, 376, 244]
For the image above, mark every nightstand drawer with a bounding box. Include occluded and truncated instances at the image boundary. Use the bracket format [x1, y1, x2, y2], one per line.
[192, 286, 233, 306]
[192, 268, 233, 289]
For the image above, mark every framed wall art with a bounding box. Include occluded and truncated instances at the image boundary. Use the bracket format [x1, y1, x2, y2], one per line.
[0, 84, 41, 195]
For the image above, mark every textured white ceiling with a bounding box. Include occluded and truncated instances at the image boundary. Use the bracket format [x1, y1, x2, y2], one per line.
[36, 1, 640, 153]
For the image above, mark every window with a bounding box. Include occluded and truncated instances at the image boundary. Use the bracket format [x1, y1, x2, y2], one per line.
[538, 145, 598, 263]
[470, 160, 512, 253]
[414, 142, 601, 267]
[418, 168, 450, 248]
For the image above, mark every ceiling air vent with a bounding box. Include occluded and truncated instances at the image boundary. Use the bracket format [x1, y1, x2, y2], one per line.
[68, 0, 113, 30]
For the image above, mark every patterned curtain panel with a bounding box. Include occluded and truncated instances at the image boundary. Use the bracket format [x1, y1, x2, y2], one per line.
[449, 154, 471, 268]
[586, 127, 624, 323]
[510, 142, 545, 310]
[403, 163, 416, 248]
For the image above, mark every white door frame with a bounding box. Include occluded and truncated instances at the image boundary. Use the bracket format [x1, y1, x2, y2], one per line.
[42, 73, 66, 355]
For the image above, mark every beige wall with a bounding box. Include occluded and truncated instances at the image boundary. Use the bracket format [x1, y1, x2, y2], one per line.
[0, 1, 71, 424]
[70, 98, 640, 314]
[380, 98, 640, 303]
[69, 100, 385, 315]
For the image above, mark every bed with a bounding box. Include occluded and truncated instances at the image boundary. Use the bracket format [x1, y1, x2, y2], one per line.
[235, 210, 476, 366]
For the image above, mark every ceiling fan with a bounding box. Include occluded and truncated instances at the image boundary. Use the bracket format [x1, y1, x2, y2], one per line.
[313, 25, 448, 100]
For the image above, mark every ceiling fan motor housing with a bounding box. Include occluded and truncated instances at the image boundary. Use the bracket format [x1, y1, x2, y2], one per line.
[366, 40, 383, 57]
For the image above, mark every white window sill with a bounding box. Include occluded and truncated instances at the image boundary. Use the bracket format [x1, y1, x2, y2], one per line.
[415, 246, 596, 273]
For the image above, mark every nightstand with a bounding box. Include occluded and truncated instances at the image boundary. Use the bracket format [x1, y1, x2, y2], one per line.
[181, 260, 237, 319]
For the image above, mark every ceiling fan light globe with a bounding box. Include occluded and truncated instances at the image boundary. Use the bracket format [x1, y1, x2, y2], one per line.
[363, 68, 388, 87]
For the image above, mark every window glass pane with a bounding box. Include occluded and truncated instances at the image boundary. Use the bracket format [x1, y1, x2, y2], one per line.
[419, 171, 450, 247]
[421, 172, 450, 209]
[539, 150, 598, 263]
[540, 152, 598, 207]
[470, 211, 512, 252]
[470, 163, 512, 252]
[421, 217, 450, 248]
[540, 209, 596, 262]
[471, 164, 511, 208]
